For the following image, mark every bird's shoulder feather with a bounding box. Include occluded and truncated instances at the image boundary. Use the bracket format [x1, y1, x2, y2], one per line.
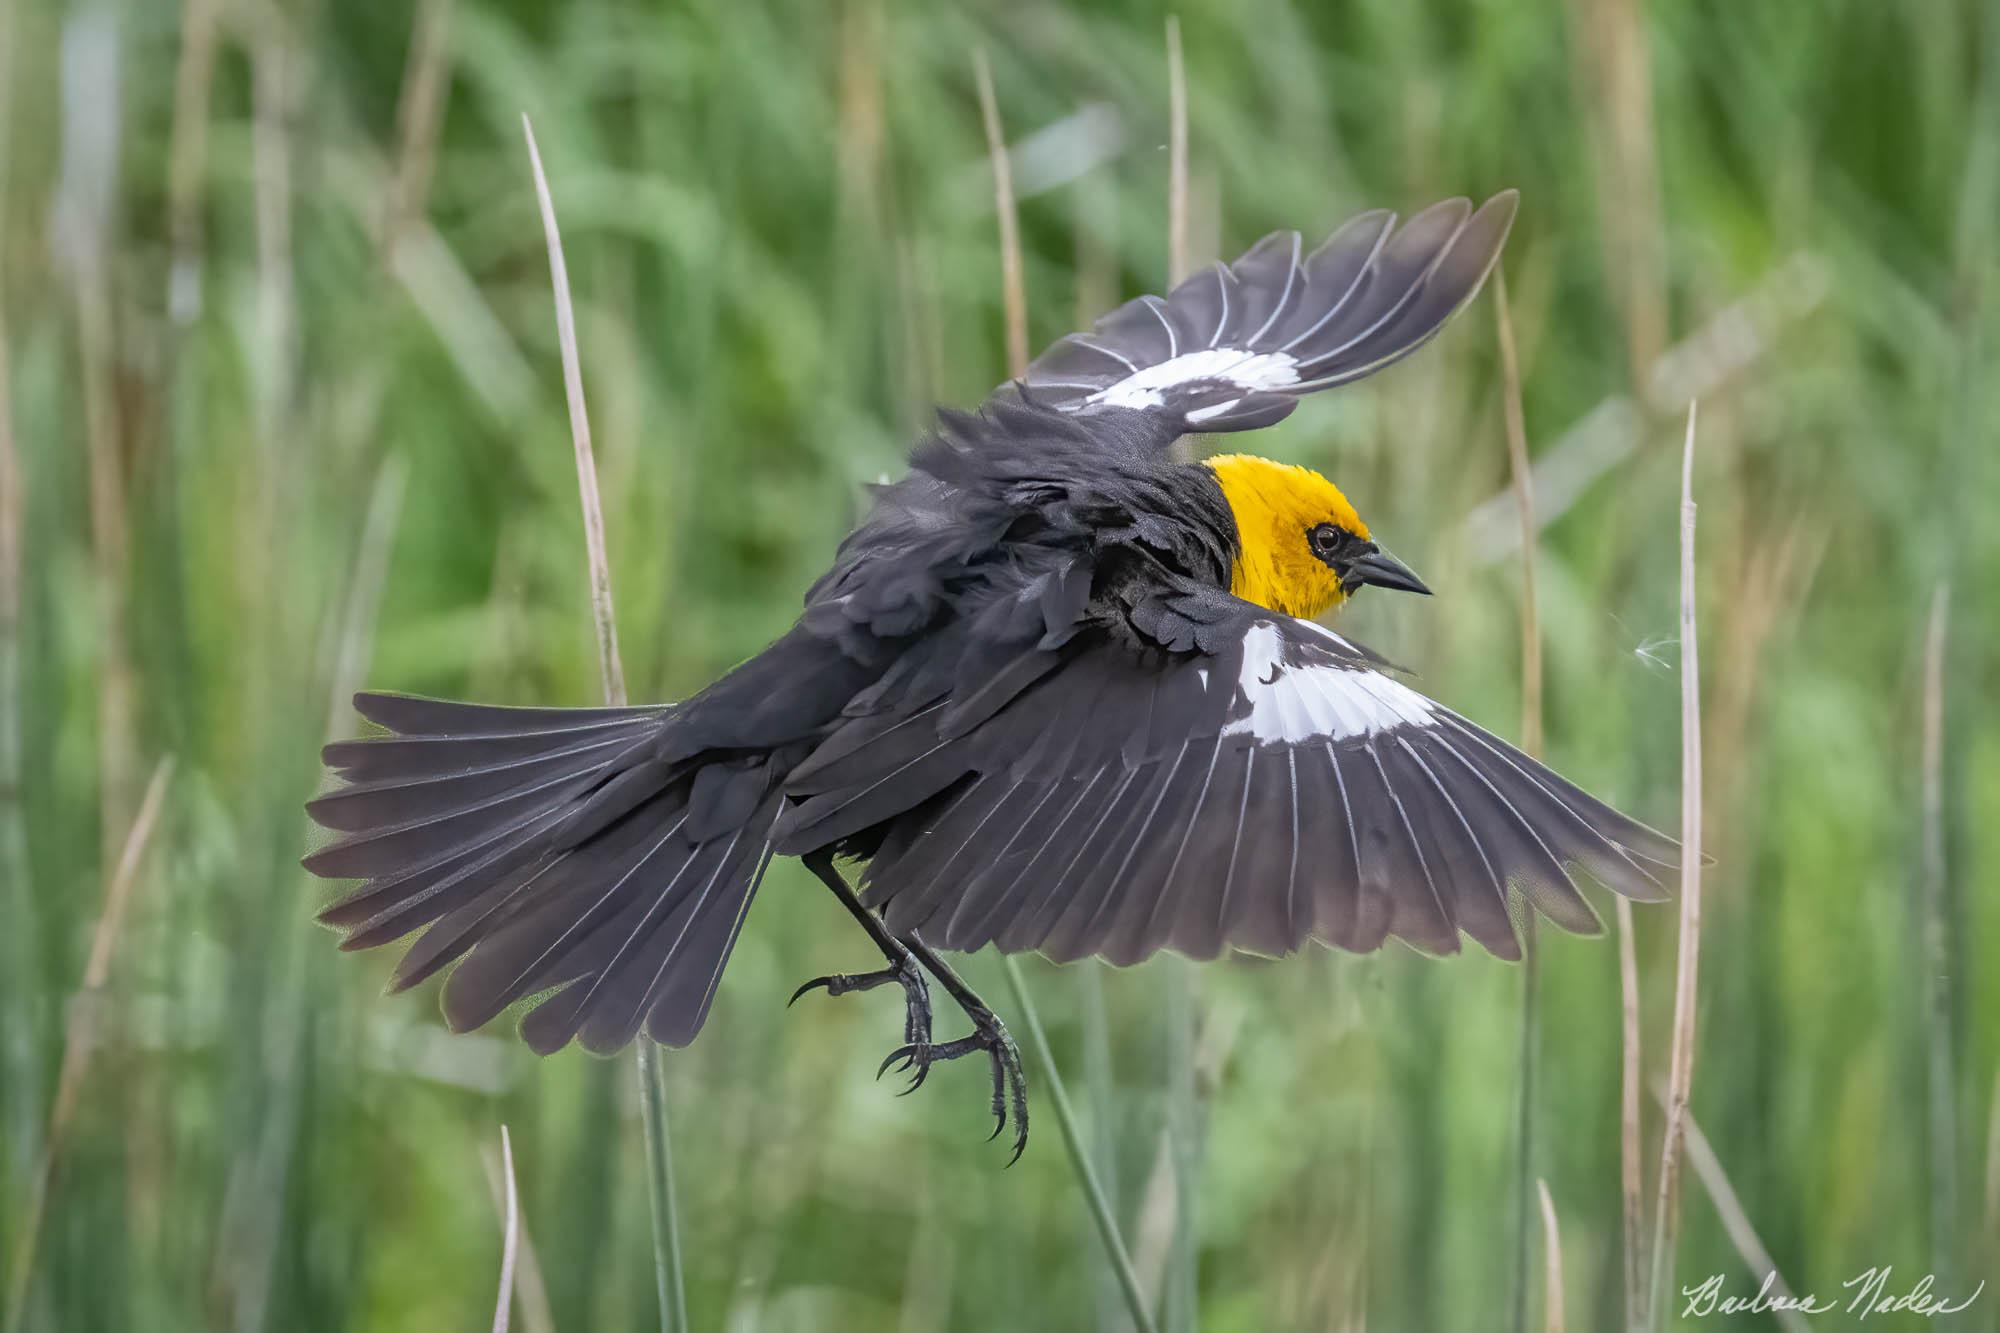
[801, 399, 1238, 660]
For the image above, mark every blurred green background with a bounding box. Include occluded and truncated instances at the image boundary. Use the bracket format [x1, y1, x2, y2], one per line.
[3, 0, 1996, 1329]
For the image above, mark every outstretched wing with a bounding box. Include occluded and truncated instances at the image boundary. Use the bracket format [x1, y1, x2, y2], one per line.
[776, 606, 1675, 967]
[1002, 192, 1518, 441]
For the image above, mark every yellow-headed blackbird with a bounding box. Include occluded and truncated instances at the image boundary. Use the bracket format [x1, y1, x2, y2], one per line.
[306, 191, 1676, 1157]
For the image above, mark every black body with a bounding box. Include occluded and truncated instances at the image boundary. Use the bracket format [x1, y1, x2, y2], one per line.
[306, 193, 1676, 1076]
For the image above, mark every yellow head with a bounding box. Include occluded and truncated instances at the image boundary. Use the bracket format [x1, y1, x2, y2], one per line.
[1204, 453, 1430, 619]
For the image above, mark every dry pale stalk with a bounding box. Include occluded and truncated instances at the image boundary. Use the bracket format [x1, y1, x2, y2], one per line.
[1562, 0, 1665, 385]
[382, 0, 457, 264]
[1166, 15, 1189, 285]
[972, 49, 1028, 378]
[1648, 400, 1703, 1327]
[523, 115, 687, 1333]
[1614, 897, 1645, 1331]
[481, 1133, 556, 1333]
[491, 1125, 519, 1333]
[522, 116, 628, 708]
[1537, 1179, 1565, 1333]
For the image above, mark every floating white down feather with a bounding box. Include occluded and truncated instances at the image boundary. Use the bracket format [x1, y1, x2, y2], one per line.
[1221, 621, 1436, 742]
[1086, 347, 1301, 409]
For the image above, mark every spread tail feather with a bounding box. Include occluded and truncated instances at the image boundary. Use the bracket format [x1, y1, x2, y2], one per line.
[306, 692, 776, 1052]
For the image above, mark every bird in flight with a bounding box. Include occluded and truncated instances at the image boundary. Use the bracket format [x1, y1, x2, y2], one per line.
[305, 191, 1677, 1161]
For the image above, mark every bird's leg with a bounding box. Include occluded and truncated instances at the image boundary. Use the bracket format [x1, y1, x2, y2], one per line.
[791, 853, 1027, 1160]
[792, 851, 932, 1050]
[889, 935, 1031, 1164]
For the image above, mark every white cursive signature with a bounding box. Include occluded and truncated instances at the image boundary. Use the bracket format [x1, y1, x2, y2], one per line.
[1682, 1268, 1984, 1321]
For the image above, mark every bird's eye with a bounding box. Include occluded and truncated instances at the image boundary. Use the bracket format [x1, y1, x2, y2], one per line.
[1310, 523, 1345, 556]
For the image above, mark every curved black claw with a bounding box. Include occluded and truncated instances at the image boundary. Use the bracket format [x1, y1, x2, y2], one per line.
[876, 1043, 936, 1096]
[879, 1018, 1029, 1162]
[787, 956, 934, 1048]
[876, 1045, 916, 1080]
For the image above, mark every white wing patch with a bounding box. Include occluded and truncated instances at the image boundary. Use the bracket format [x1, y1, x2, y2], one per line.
[1085, 348, 1300, 409]
[1291, 618, 1361, 652]
[1222, 621, 1436, 743]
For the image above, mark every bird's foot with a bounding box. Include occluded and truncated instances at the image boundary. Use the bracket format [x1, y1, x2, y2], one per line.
[789, 950, 933, 1048]
[793, 853, 1028, 1160]
[878, 1000, 1029, 1165]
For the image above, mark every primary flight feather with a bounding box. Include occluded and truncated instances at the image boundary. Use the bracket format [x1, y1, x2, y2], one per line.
[306, 190, 1676, 1158]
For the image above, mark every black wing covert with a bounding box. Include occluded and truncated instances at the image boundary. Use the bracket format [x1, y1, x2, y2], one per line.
[775, 609, 1676, 968]
[1002, 192, 1518, 443]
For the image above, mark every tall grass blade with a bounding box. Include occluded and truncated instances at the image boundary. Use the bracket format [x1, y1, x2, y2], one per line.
[1077, 961, 1126, 1331]
[1563, 0, 1665, 386]
[0, 0, 29, 1231]
[522, 114, 683, 1333]
[166, 0, 218, 321]
[1918, 583, 1957, 1278]
[1494, 265, 1543, 1333]
[229, 455, 406, 1333]
[1002, 959, 1159, 1333]
[1161, 27, 1201, 1329]
[636, 1050, 689, 1332]
[1073, 174, 1127, 1333]
[1493, 270, 1541, 759]
[247, 5, 300, 478]
[1660, 1091, 1811, 1333]
[382, 0, 454, 261]
[56, 8, 137, 871]
[1647, 400, 1703, 1328]
[975, 59, 1155, 1333]
[4, 755, 174, 1333]
[1984, 1070, 2000, 1325]
[1162, 962, 1199, 1333]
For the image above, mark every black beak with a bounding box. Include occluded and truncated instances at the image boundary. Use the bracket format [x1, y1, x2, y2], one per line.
[1340, 546, 1432, 597]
